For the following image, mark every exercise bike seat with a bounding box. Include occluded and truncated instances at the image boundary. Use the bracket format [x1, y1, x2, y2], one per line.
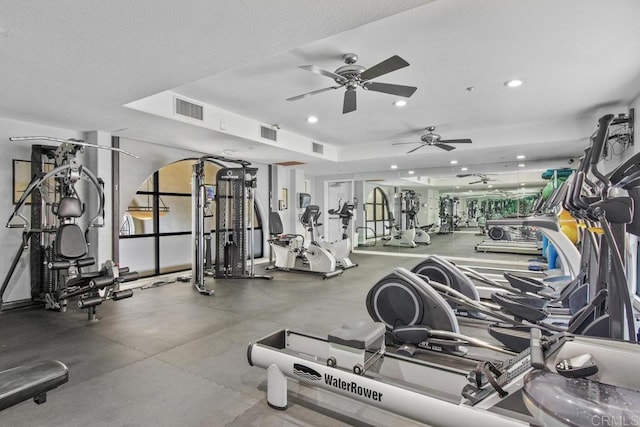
[0, 360, 69, 411]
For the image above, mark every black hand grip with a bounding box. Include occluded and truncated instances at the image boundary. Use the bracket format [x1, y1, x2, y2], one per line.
[112, 289, 133, 300]
[571, 172, 589, 210]
[78, 296, 103, 309]
[580, 147, 592, 173]
[118, 267, 130, 274]
[49, 261, 71, 270]
[530, 328, 545, 370]
[76, 257, 95, 267]
[90, 276, 115, 289]
[7, 224, 26, 228]
[591, 114, 615, 165]
[119, 272, 139, 283]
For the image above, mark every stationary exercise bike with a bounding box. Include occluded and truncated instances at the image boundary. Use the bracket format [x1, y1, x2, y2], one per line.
[267, 206, 342, 279]
[317, 200, 358, 270]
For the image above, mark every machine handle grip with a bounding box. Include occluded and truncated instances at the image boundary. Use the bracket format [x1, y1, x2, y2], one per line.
[49, 261, 71, 270]
[90, 276, 115, 289]
[119, 272, 139, 283]
[590, 114, 615, 165]
[580, 147, 592, 173]
[76, 257, 96, 267]
[6, 224, 26, 228]
[571, 172, 589, 210]
[530, 328, 545, 370]
[118, 267, 130, 274]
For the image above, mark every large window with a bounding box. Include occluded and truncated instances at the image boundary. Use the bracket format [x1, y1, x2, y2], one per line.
[364, 187, 391, 238]
[119, 160, 264, 277]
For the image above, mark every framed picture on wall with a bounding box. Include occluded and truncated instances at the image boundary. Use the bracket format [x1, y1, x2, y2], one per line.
[281, 188, 288, 210]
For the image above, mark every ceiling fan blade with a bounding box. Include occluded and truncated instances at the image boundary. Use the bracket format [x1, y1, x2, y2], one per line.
[360, 55, 410, 81]
[364, 82, 417, 98]
[435, 143, 456, 151]
[343, 89, 357, 114]
[440, 138, 472, 144]
[286, 86, 341, 101]
[391, 141, 422, 145]
[299, 65, 347, 83]
[456, 174, 474, 178]
[407, 145, 426, 154]
[468, 180, 483, 184]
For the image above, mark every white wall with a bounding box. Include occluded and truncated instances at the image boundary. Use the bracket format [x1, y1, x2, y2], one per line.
[0, 117, 84, 303]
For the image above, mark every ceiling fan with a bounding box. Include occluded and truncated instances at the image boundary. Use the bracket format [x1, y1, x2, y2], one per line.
[286, 53, 417, 114]
[456, 173, 498, 185]
[392, 126, 473, 153]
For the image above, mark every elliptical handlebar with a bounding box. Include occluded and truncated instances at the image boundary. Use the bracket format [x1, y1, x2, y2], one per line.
[590, 114, 615, 197]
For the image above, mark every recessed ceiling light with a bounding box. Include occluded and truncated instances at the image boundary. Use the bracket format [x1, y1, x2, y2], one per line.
[518, 163, 526, 167]
[461, 167, 468, 171]
[306, 115, 318, 124]
[504, 79, 523, 88]
[393, 100, 407, 107]
[390, 164, 398, 169]
[408, 170, 415, 175]
[516, 154, 525, 159]
[520, 183, 526, 186]
[450, 160, 458, 165]
[488, 185, 493, 188]
[456, 186, 460, 189]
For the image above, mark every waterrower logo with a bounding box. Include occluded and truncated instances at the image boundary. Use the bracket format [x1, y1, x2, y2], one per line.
[293, 363, 321, 381]
[324, 374, 383, 402]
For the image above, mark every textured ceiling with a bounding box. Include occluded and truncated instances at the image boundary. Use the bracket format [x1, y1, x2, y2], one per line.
[1, 0, 639, 189]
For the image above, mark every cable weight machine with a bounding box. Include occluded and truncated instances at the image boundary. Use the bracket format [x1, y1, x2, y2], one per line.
[192, 156, 271, 295]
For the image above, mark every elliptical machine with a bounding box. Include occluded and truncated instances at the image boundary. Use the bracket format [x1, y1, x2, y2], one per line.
[317, 200, 358, 270]
[267, 205, 342, 279]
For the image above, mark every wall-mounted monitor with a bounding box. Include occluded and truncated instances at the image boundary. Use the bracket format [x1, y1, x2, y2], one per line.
[298, 192, 312, 208]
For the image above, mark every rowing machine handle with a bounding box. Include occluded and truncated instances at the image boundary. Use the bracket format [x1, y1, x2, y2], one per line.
[590, 114, 615, 165]
[530, 328, 545, 370]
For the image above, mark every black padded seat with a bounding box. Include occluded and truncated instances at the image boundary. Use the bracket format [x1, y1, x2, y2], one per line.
[55, 224, 87, 259]
[0, 360, 68, 411]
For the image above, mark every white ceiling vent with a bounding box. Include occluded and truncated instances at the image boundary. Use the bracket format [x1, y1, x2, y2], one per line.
[312, 142, 324, 154]
[260, 125, 277, 142]
[175, 98, 203, 121]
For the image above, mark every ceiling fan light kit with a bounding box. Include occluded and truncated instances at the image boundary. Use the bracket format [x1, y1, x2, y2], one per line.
[287, 53, 417, 114]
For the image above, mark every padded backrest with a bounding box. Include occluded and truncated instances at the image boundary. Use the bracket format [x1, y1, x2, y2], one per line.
[57, 197, 83, 218]
[55, 224, 87, 259]
[269, 211, 284, 235]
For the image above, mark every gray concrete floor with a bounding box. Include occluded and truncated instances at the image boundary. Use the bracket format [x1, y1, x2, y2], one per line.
[0, 233, 532, 426]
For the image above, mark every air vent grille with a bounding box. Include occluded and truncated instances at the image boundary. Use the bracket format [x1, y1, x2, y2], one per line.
[260, 126, 277, 141]
[312, 142, 324, 154]
[175, 98, 203, 121]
